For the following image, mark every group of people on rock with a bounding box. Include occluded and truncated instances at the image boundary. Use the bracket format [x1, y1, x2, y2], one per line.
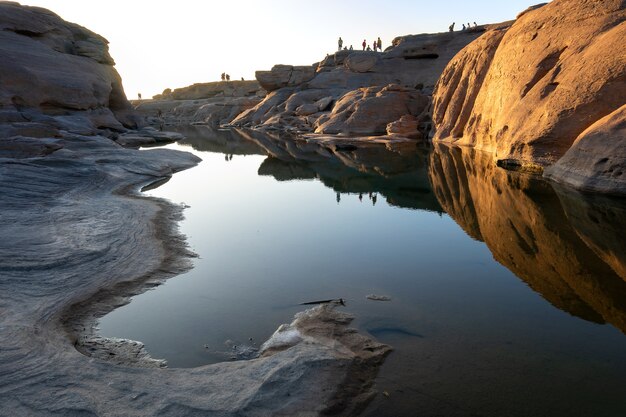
[337, 36, 383, 52]
[448, 21, 478, 32]
[220, 73, 231, 81]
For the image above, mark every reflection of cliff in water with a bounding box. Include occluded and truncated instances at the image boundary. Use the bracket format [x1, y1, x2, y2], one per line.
[429, 143, 626, 333]
[172, 125, 268, 156]
[236, 129, 443, 213]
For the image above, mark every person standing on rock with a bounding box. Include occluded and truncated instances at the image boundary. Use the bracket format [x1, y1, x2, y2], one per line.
[449, 22, 455, 32]
[221, 72, 225, 81]
[349, 45, 353, 51]
[362, 39, 366, 51]
[338, 37, 343, 51]
[372, 41, 377, 52]
[226, 74, 230, 81]
[377, 37, 382, 51]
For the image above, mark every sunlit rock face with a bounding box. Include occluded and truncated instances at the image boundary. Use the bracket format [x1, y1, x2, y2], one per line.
[315, 84, 430, 136]
[432, 0, 626, 194]
[544, 104, 626, 195]
[429, 144, 626, 333]
[0, 2, 140, 131]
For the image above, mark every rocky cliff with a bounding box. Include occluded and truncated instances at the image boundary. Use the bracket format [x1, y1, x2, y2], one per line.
[0, 1, 180, 148]
[432, 0, 626, 195]
[228, 28, 489, 137]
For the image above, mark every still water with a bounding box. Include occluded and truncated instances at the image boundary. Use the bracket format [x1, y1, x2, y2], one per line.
[100, 127, 626, 417]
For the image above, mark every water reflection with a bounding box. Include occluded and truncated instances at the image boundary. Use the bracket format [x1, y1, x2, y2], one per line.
[430, 143, 626, 333]
[173, 127, 626, 333]
[187, 127, 442, 213]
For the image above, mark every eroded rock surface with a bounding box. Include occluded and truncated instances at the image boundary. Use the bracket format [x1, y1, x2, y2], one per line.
[315, 84, 430, 136]
[0, 1, 140, 131]
[0, 3, 393, 416]
[229, 29, 486, 137]
[134, 81, 265, 128]
[432, 0, 626, 194]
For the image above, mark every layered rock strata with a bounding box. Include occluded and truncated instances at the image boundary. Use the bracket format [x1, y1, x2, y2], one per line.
[432, 0, 626, 195]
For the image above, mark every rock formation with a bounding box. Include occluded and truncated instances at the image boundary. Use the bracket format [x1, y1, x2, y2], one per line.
[0, 3, 393, 416]
[229, 28, 488, 138]
[432, 0, 626, 195]
[134, 80, 265, 128]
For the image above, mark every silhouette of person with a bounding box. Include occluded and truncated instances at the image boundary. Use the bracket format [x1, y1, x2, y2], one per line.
[221, 73, 225, 81]
[473, 22, 477, 27]
[338, 37, 343, 51]
[359, 193, 363, 202]
[241, 77, 244, 81]
[226, 74, 231, 81]
[449, 22, 455, 32]
[138, 93, 142, 100]
[362, 39, 366, 51]
[377, 37, 382, 51]
[366, 45, 372, 51]
[372, 41, 377, 52]
[349, 45, 353, 51]
[462, 23, 466, 30]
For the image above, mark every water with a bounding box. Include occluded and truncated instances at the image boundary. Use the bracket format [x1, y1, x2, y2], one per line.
[99, 126, 626, 417]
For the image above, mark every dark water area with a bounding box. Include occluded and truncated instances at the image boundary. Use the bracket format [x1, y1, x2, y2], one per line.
[99, 126, 626, 417]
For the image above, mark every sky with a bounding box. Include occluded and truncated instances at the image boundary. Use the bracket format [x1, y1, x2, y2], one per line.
[18, 0, 545, 98]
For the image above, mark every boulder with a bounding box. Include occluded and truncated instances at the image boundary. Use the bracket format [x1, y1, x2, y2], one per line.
[432, 0, 626, 194]
[387, 115, 421, 139]
[345, 52, 380, 73]
[544, 104, 626, 195]
[315, 84, 429, 136]
[256, 65, 316, 91]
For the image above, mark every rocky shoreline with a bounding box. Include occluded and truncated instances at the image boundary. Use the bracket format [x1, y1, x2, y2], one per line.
[0, 3, 394, 415]
[1, 0, 625, 415]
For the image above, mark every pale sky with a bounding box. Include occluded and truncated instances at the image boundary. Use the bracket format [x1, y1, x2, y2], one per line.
[16, 0, 544, 98]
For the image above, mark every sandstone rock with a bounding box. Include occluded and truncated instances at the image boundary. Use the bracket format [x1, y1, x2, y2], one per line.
[256, 65, 316, 91]
[345, 52, 380, 73]
[315, 96, 334, 112]
[315, 84, 429, 136]
[230, 29, 484, 134]
[544, 104, 626, 195]
[0, 2, 140, 130]
[432, 0, 626, 194]
[295, 103, 319, 116]
[152, 80, 263, 101]
[386, 115, 421, 139]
